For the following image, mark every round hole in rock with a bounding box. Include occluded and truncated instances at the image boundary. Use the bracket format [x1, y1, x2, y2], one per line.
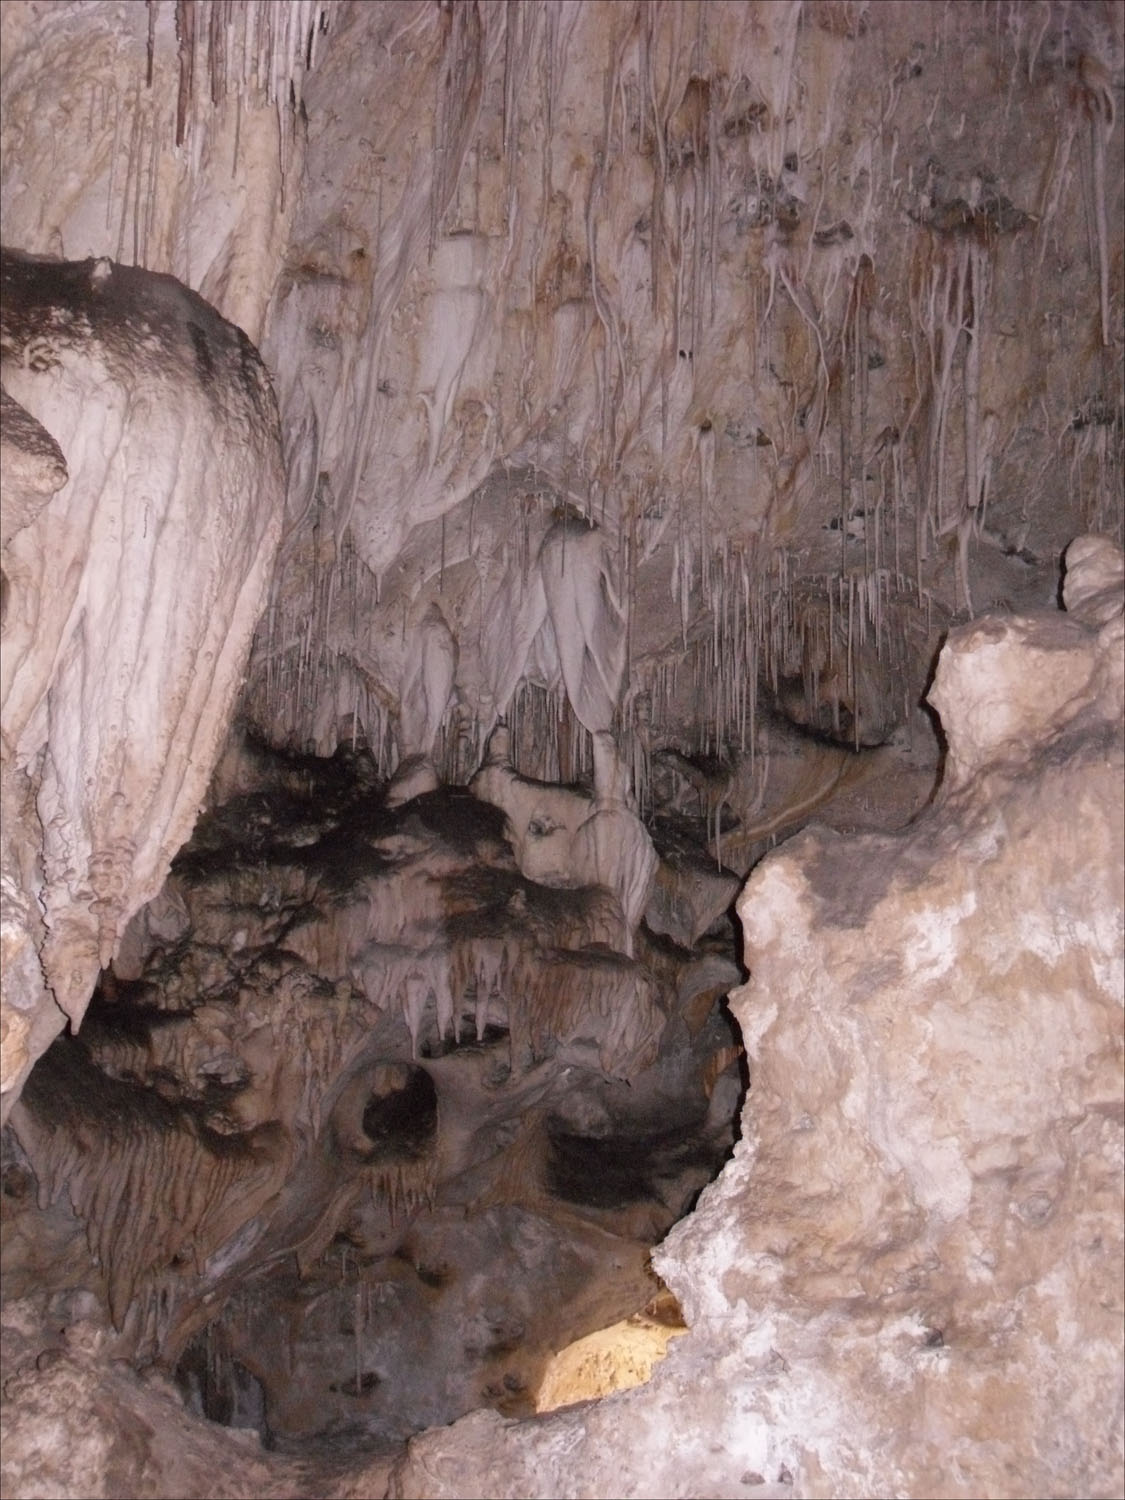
[327, 1060, 439, 1167]
[361, 1063, 438, 1161]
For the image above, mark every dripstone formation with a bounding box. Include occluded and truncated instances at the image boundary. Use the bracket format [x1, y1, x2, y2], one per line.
[1, 3, 1121, 1498]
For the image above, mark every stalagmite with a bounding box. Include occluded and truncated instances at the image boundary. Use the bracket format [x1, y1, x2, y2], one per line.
[539, 515, 627, 738]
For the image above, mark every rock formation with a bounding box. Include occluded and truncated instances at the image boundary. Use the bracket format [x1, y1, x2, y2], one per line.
[3, 750, 742, 1454]
[1, 248, 285, 1122]
[385, 541, 1124, 1500]
[0, 1, 1122, 1497]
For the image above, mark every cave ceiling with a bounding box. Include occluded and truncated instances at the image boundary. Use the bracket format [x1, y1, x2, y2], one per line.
[3, 0, 1121, 781]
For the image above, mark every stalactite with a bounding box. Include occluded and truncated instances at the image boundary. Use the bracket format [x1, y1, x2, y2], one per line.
[1080, 54, 1116, 350]
[958, 239, 987, 618]
[115, 91, 142, 263]
[354, 1277, 364, 1400]
[174, 0, 196, 147]
[371, 1156, 437, 1223]
[504, 950, 664, 1081]
[158, 0, 331, 205]
[473, 1108, 551, 1213]
[776, 252, 830, 404]
[127, 0, 1116, 828]
[429, 0, 485, 260]
[146, 0, 158, 88]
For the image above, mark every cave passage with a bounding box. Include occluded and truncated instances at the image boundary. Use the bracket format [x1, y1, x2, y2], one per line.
[6, 738, 752, 1450]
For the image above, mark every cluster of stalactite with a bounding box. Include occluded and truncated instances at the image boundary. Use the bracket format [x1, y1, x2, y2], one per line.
[3, 3, 1118, 796]
[224, 1, 1119, 792]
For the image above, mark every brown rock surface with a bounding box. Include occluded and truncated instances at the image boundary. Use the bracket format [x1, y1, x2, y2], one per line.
[1, 763, 741, 1472]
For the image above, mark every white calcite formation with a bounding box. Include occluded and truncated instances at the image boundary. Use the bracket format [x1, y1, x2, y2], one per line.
[384, 541, 1124, 1500]
[471, 723, 658, 958]
[0, 249, 285, 1123]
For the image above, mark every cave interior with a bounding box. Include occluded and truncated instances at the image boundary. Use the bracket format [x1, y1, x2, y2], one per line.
[0, 3, 1122, 1498]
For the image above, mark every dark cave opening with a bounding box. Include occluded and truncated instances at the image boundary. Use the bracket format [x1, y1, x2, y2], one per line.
[359, 1065, 440, 1163]
[3, 737, 747, 1451]
[177, 1333, 267, 1434]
